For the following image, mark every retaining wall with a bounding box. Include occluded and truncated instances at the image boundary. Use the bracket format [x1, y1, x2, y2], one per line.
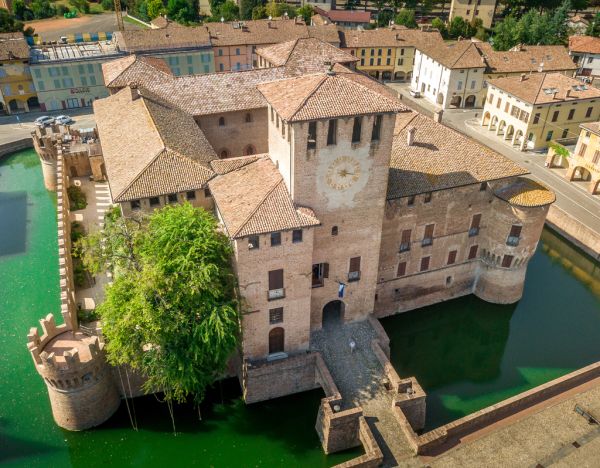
[546, 205, 600, 258]
[0, 137, 33, 159]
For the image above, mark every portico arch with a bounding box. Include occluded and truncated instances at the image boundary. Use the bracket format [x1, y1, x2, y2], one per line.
[505, 125, 515, 141]
[591, 179, 600, 194]
[322, 300, 345, 328]
[482, 112, 491, 126]
[436, 92, 444, 105]
[450, 95, 462, 108]
[570, 166, 592, 182]
[497, 120, 506, 136]
[465, 95, 476, 108]
[489, 115, 498, 131]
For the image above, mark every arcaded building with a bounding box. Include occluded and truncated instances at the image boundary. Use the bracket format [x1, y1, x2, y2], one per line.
[93, 40, 554, 385]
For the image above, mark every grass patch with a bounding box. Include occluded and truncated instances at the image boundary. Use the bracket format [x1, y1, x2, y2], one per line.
[67, 185, 87, 211]
[124, 14, 149, 28]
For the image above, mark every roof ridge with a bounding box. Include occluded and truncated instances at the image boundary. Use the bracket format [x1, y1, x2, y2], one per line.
[114, 148, 166, 201]
[287, 74, 328, 121]
[452, 41, 477, 68]
[283, 37, 302, 64]
[338, 71, 400, 107]
[233, 176, 284, 237]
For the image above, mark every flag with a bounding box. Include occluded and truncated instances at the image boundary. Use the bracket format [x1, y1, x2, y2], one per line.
[338, 282, 345, 298]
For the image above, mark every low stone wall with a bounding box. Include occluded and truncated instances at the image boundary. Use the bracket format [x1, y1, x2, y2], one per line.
[0, 137, 33, 159]
[332, 418, 384, 468]
[546, 205, 600, 258]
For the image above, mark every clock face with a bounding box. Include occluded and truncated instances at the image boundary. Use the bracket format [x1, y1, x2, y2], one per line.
[325, 156, 362, 191]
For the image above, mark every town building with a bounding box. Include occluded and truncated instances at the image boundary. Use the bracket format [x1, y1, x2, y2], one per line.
[567, 14, 589, 36]
[481, 72, 600, 151]
[569, 35, 600, 79]
[448, 0, 498, 29]
[93, 46, 553, 387]
[29, 41, 124, 112]
[0, 32, 38, 114]
[312, 7, 371, 29]
[340, 27, 443, 81]
[412, 40, 577, 109]
[546, 121, 600, 195]
[113, 19, 214, 76]
[206, 18, 340, 72]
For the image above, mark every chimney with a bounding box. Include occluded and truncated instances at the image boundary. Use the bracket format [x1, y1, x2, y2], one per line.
[407, 126, 416, 146]
[566, 89, 571, 98]
[127, 82, 140, 100]
[520, 73, 526, 81]
[433, 111, 443, 123]
[552, 90, 558, 100]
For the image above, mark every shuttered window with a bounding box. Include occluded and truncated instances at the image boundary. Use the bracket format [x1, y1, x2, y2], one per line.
[327, 119, 337, 145]
[447, 250, 457, 265]
[349, 257, 361, 272]
[509, 225, 522, 237]
[268, 269, 283, 290]
[397, 262, 406, 277]
[420, 256, 430, 272]
[468, 245, 478, 259]
[269, 307, 283, 324]
[469, 214, 481, 236]
[422, 224, 434, 246]
[399, 229, 411, 252]
[352, 117, 362, 143]
[502, 254, 514, 268]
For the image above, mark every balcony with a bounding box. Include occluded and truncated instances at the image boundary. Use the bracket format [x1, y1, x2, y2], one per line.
[506, 236, 520, 247]
[348, 271, 360, 282]
[421, 238, 433, 247]
[267, 288, 285, 301]
[399, 242, 410, 253]
[468, 227, 479, 237]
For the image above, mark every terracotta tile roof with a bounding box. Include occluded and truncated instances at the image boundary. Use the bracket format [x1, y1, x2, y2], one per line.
[580, 121, 600, 136]
[474, 43, 577, 73]
[207, 19, 306, 46]
[388, 112, 528, 199]
[102, 54, 173, 88]
[418, 40, 485, 69]
[569, 35, 600, 54]
[321, 9, 371, 23]
[494, 177, 555, 207]
[341, 28, 443, 49]
[209, 156, 320, 238]
[150, 16, 169, 28]
[114, 22, 211, 52]
[0, 32, 30, 61]
[257, 67, 405, 122]
[210, 155, 260, 174]
[308, 24, 341, 45]
[488, 72, 600, 104]
[94, 87, 216, 202]
[257, 37, 357, 72]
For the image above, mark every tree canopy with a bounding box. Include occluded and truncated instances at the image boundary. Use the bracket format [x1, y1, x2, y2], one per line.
[78, 204, 240, 404]
[394, 9, 417, 28]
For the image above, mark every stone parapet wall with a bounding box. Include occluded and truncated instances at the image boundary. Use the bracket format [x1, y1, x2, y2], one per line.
[316, 396, 363, 454]
[332, 417, 384, 468]
[0, 137, 33, 159]
[546, 205, 600, 258]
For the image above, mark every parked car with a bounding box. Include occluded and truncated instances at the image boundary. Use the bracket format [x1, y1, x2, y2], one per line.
[55, 115, 74, 125]
[409, 89, 421, 98]
[34, 116, 55, 127]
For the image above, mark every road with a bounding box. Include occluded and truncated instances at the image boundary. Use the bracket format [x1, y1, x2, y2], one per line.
[388, 82, 600, 236]
[0, 108, 95, 145]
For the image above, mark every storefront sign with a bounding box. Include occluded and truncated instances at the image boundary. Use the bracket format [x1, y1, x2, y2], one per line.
[70, 87, 90, 94]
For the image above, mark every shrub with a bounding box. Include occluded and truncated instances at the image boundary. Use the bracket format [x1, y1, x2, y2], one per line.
[67, 185, 88, 211]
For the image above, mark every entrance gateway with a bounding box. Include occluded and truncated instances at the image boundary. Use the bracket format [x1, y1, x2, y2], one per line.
[322, 300, 344, 328]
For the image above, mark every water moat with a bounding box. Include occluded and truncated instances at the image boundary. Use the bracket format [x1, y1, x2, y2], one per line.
[2, 149, 600, 465]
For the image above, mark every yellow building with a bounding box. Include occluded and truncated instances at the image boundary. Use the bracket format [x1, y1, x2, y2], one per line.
[449, 0, 498, 29]
[341, 27, 443, 81]
[481, 72, 600, 151]
[0, 32, 38, 114]
[546, 122, 600, 194]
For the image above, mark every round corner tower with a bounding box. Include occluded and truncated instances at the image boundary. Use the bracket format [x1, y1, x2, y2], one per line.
[475, 177, 555, 304]
[27, 314, 120, 431]
[31, 126, 59, 191]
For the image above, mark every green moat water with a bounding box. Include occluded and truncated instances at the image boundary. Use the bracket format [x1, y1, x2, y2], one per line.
[2, 149, 600, 465]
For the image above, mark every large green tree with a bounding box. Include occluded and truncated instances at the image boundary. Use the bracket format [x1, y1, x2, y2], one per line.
[78, 204, 240, 405]
[395, 9, 417, 28]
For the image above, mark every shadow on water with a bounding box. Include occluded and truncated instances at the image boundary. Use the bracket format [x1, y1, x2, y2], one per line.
[0, 420, 60, 464]
[0, 191, 28, 257]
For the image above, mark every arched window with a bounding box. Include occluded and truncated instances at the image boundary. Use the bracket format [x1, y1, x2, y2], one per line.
[243, 145, 256, 156]
[218, 117, 225, 127]
[245, 113, 252, 123]
[269, 327, 284, 354]
[219, 149, 230, 158]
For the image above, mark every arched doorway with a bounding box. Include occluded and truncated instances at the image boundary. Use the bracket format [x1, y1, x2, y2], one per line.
[382, 71, 392, 81]
[243, 145, 255, 156]
[497, 120, 506, 136]
[322, 300, 345, 328]
[591, 179, 600, 195]
[490, 115, 498, 131]
[482, 112, 491, 126]
[27, 96, 40, 112]
[268, 327, 284, 354]
[436, 92, 444, 105]
[8, 99, 19, 113]
[465, 95, 476, 108]
[571, 166, 592, 181]
[219, 148, 230, 158]
[450, 95, 462, 108]
[505, 125, 515, 141]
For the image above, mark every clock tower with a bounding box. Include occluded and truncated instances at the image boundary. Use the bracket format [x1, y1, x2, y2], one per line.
[257, 68, 403, 328]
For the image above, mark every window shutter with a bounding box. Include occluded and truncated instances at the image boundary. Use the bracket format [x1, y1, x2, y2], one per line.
[509, 225, 522, 238]
[470, 214, 481, 229]
[349, 257, 361, 272]
[268, 269, 283, 289]
[424, 224, 434, 238]
[502, 255, 514, 268]
[397, 262, 406, 277]
[420, 256, 430, 271]
[447, 250, 457, 264]
[468, 245, 478, 259]
[323, 263, 329, 278]
[401, 229, 411, 244]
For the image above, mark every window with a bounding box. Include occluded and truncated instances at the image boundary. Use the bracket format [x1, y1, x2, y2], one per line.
[507, 225, 522, 246]
[397, 261, 406, 277]
[592, 150, 600, 164]
[218, 49, 223, 56]
[378, 49, 382, 56]
[399, 229, 411, 252]
[400, 48, 404, 56]
[502, 254, 514, 268]
[268, 269, 284, 300]
[331, 226, 338, 236]
[271, 232, 281, 246]
[61, 66, 68, 75]
[422, 224, 434, 247]
[149, 197, 160, 207]
[568, 109, 575, 120]
[457, 81, 463, 91]
[562, 129, 568, 138]
[352, 117, 362, 143]
[312, 263, 329, 287]
[219, 63, 224, 71]
[245, 113, 252, 123]
[480, 182, 487, 191]
[327, 119, 337, 145]
[370, 58, 374, 66]
[307, 121, 317, 149]
[37, 81, 45, 91]
[496, 98, 502, 109]
[546, 131, 553, 142]
[424, 192, 432, 203]
[268, 327, 284, 354]
[81, 76, 87, 86]
[361, 49, 365, 56]
[586, 106, 593, 118]
[551, 111, 559, 122]
[469, 214, 481, 237]
[186, 190, 196, 200]
[130, 200, 141, 210]
[470, 80, 476, 89]
[488, 93, 494, 104]
[407, 195, 415, 206]
[218, 117, 225, 127]
[90, 75, 96, 86]
[579, 143, 588, 156]
[292, 229, 302, 243]
[447, 250, 457, 265]
[348, 256, 361, 281]
[235, 48, 240, 55]
[371, 115, 382, 141]
[269, 307, 283, 324]
[589, 57, 594, 64]
[361, 59, 365, 66]
[248, 235, 259, 249]
[167, 193, 178, 204]
[204, 188, 212, 198]
[420, 256, 430, 272]
[533, 113, 540, 124]
[468, 245, 478, 260]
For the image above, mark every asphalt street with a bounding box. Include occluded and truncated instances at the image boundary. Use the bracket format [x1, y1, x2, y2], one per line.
[388, 82, 600, 235]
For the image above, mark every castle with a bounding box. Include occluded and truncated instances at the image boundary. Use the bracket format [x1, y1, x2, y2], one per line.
[27, 38, 555, 456]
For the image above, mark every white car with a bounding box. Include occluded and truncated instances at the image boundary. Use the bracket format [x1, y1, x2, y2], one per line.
[34, 116, 54, 127]
[409, 89, 421, 98]
[55, 115, 74, 125]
